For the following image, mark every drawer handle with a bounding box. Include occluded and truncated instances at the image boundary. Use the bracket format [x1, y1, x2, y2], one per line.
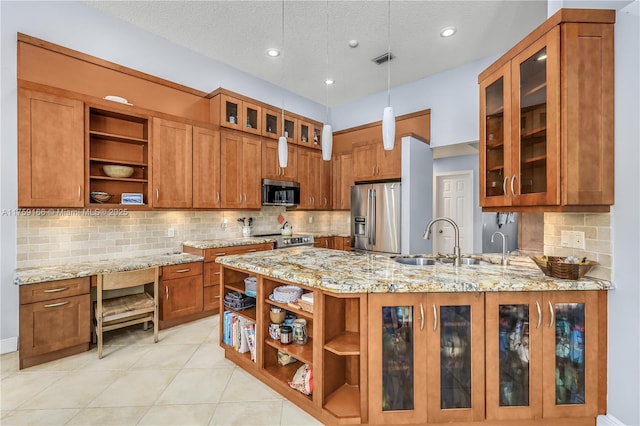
[246, 249, 257, 252]
[174, 268, 190, 273]
[44, 301, 69, 308]
[214, 296, 221, 299]
[43, 287, 69, 293]
[215, 252, 227, 256]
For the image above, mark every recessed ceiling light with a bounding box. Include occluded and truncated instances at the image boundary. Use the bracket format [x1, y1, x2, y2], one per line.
[440, 26, 457, 38]
[325, 78, 335, 85]
[348, 40, 359, 48]
[266, 48, 280, 57]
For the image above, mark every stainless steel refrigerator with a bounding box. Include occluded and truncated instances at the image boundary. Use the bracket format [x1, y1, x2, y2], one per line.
[351, 182, 401, 254]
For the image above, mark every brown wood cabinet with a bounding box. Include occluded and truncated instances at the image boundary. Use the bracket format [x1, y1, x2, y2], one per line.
[297, 120, 322, 150]
[479, 9, 614, 212]
[87, 107, 150, 208]
[220, 131, 262, 209]
[313, 237, 333, 249]
[212, 93, 262, 136]
[160, 262, 203, 322]
[298, 147, 329, 210]
[182, 242, 273, 314]
[19, 277, 91, 369]
[262, 138, 298, 182]
[332, 152, 353, 210]
[152, 118, 193, 208]
[368, 292, 484, 424]
[485, 290, 604, 422]
[18, 88, 85, 207]
[193, 127, 221, 209]
[332, 236, 351, 251]
[352, 139, 401, 183]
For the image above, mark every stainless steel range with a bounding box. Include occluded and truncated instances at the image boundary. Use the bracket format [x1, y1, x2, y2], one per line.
[255, 234, 315, 249]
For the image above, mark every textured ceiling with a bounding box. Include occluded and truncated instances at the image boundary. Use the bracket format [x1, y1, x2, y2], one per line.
[85, 0, 548, 107]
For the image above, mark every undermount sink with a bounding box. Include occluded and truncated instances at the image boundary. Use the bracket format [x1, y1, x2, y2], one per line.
[393, 256, 438, 266]
[393, 255, 494, 266]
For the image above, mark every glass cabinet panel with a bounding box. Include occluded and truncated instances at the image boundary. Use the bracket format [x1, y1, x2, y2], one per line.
[381, 306, 415, 411]
[484, 77, 506, 198]
[439, 305, 472, 409]
[224, 99, 239, 127]
[263, 110, 279, 138]
[498, 304, 530, 407]
[518, 47, 548, 195]
[553, 302, 585, 405]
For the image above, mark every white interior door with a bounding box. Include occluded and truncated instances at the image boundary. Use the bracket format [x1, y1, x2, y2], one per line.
[433, 171, 474, 255]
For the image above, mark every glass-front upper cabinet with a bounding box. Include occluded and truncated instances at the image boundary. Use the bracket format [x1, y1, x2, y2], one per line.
[511, 26, 560, 206]
[368, 294, 427, 425]
[427, 293, 485, 423]
[480, 63, 511, 207]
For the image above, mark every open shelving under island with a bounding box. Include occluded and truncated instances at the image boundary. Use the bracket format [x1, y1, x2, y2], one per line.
[217, 247, 610, 426]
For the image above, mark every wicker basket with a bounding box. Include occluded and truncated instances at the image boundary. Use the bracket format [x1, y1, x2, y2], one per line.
[297, 299, 314, 314]
[531, 256, 597, 280]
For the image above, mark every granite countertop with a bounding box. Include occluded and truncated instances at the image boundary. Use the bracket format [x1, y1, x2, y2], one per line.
[306, 232, 350, 238]
[182, 237, 276, 250]
[216, 247, 612, 294]
[14, 253, 204, 285]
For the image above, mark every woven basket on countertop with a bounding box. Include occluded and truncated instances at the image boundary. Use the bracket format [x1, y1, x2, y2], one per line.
[531, 256, 597, 280]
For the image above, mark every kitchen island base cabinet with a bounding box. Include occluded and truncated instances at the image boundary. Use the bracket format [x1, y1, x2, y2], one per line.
[19, 277, 91, 369]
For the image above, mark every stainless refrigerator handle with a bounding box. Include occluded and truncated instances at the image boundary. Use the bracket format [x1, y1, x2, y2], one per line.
[366, 189, 371, 245]
[370, 189, 377, 245]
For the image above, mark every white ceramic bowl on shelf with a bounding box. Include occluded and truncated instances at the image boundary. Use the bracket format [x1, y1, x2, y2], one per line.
[103, 165, 134, 178]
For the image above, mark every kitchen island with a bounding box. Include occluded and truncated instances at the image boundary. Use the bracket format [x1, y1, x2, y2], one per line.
[217, 247, 609, 425]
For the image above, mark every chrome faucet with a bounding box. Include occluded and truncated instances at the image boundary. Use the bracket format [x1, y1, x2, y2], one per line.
[423, 217, 461, 267]
[491, 231, 509, 265]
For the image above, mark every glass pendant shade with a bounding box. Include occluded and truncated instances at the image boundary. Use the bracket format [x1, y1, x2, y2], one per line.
[278, 136, 288, 168]
[382, 106, 395, 150]
[321, 124, 333, 160]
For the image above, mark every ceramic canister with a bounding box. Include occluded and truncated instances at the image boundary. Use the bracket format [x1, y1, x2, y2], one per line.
[280, 325, 293, 344]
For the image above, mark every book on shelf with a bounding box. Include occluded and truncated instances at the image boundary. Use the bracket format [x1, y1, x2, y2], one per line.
[223, 311, 256, 361]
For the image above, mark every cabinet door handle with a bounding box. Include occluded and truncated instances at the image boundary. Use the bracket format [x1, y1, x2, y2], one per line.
[420, 303, 425, 331]
[43, 287, 69, 293]
[213, 272, 221, 275]
[503, 177, 508, 197]
[216, 192, 220, 203]
[548, 300, 554, 328]
[239, 194, 243, 203]
[536, 301, 542, 329]
[44, 301, 69, 308]
[78, 185, 82, 201]
[511, 175, 517, 197]
[156, 188, 160, 202]
[432, 303, 438, 331]
[247, 249, 257, 252]
[174, 268, 190, 273]
[243, 194, 247, 202]
[165, 286, 169, 300]
[372, 166, 376, 175]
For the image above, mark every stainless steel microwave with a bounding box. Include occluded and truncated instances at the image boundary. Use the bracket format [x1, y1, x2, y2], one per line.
[262, 179, 300, 207]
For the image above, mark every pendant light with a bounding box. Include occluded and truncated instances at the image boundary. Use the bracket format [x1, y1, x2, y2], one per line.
[382, 0, 395, 151]
[321, 0, 333, 161]
[278, 0, 288, 168]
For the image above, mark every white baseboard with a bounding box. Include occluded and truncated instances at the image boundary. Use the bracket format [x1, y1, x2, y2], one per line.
[598, 414, 626, 426]
[0, 337, 17, 354]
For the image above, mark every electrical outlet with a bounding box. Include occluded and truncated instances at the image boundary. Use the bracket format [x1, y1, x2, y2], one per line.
[561, 230, 585, 249]
[167, 227, 175, 238]
[221, 217, 227, 229]
[308, 216, 313, 224]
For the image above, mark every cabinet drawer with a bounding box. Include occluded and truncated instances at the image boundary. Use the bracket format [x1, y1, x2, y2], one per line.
[203, 285, 221, 311]
[203, 243, 273, 262]
[19, 277, 90, 304]
[204, 262, 222, 287]
[162, 262, 203, 280]
[19, 293, 90, 357]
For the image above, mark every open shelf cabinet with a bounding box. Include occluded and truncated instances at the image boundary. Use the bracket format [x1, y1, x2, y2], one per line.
[220, 267, 258, 366]
[322, 293, 367, 423]
[87, 107, 150, 208]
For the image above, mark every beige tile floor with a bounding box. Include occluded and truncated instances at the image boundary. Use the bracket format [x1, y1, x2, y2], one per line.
[0, 316, 323, 425]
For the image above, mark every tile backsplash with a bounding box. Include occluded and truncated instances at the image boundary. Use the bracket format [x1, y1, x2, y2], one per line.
[543, 213, 612, 281]
[17, 208, 351, 269]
